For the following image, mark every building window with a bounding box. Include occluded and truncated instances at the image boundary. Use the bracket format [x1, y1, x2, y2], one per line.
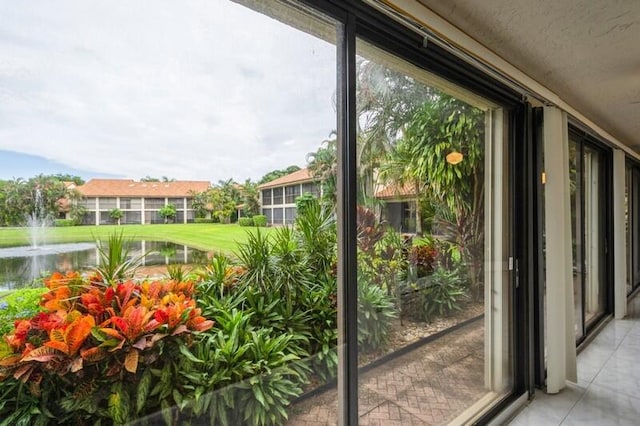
[302, 182, 320, 198]
[122, 211, 142, 224]
[78, 197, 96, 209]
[145, 198, 165, 209]
[262, 189, 272, 206]
[81, 212, 95, 225]
[168, 198, 183, 209]
[285, 185, 300, 204]
[99, 211, 112, 225]
[273, 207, 284, 225]
[98, 197, 116, 210]
[273, 187, 283, 205]
[261, 208, 272, 225]
[145, 211, 163, 224]
[120, 198, 141, 210]
[285, 207, 297, 224]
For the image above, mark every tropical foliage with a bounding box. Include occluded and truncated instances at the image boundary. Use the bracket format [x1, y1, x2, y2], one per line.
[0, 174, 80, 227]
[0, 271, 212, 425]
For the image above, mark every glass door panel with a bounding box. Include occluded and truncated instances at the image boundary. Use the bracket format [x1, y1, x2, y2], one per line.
[354, 40, 513, 424]
[569, 138, 584, 340]
[570, 134, 610, 342]
[583, 146, 606, 325]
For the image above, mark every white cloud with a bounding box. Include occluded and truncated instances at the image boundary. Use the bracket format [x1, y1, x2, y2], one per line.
[0, 0, 337, 182]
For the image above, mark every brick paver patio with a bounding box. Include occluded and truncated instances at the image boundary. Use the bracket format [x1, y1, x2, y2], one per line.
[288, 319, 485, 425]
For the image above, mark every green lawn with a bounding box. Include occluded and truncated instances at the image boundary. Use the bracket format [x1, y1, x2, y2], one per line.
[0, 223, 272, 253]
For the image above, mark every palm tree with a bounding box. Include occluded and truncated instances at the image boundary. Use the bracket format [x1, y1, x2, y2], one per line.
[392, 92, 486, 298]
[307, 132, 337, 206]
[355, 58, 435, 204]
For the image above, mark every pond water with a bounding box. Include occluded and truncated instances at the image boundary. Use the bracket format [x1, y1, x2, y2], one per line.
[0, 241, 209, 291]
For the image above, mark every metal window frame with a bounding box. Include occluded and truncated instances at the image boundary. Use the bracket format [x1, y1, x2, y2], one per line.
[292, 0, 532, 423]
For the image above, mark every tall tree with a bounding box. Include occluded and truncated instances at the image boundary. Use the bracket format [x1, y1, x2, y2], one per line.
[391, 93, 485, 297]
[0, 175, 71, 226]
[306, 132, 337, 206]
[258, 166, 301, 185]
[240, 179, 260, 217]
[356, 58, 435, 204]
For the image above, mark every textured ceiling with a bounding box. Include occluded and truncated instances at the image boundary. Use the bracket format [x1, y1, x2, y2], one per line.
[415, 0, 640, 151]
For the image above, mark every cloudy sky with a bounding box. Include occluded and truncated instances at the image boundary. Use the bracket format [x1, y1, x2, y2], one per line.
[0, 0, 337, 183]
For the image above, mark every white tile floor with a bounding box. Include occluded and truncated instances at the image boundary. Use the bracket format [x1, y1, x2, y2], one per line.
[509, 295, 640, 426]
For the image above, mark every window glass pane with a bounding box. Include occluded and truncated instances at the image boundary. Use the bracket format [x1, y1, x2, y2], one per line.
[120, 197, 142, 210]
[98, 197, 117, 210]
[355, 40, 512, 423]
[273, 187, 283, 204]
[570, 138, 608, 339]
[273, 207, 284, 224]
[302, 182, 320, 198]
[262, 189, 272, 205]
[0, 1, 337, 424]
[285, 184, 300, 203]
[261, 208, 273, 224]
[285, 207, 297, 224]
[569, 138, 584, 340]
[79, 197, 96, 208]
[145, 198, 165, 209]
[99, 211, 112, 224]
[168, 198, 183, 209]
[123, 211, 142, 224]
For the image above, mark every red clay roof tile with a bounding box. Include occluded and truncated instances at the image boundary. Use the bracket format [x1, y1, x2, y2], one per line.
[75, 179, 210, 197]
[257, 168, 315, 189]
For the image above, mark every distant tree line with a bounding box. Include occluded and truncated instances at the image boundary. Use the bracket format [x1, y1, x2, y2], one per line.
[0, 174, 84, 227]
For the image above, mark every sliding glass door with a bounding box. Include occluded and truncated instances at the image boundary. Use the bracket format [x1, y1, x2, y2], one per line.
[570, 134, 611, 342]
[626, 162, 640, 295]
[352, 38, 516, 424]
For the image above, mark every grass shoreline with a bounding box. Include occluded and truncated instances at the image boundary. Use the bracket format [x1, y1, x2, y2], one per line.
[0, 223, 272, 253]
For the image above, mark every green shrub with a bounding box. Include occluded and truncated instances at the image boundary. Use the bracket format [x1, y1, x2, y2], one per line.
[295, 193, 316, 216]
[175, 309, 309, 425]
[252, 215, 267, 227]
[302, 278, 338, 383]
[357, 281, 396, 352]
[238, 217, 254, 227]
[53, 219, 75, 227]
[409, 242, 438, 278]
[417, 266, 467, 322]
[94, 230, 144, 283]
[194, 218, 214, 223]
[0, 288, 47, 336]
[109, 207, 124, 224]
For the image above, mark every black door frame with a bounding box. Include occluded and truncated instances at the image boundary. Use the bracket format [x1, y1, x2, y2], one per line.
[568, 127, 614, 345]
[298, 0, 533, 423]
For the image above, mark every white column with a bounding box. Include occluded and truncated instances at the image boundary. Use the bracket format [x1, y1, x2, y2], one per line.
[543, 106, 577, 393]
[94, 198, 99, 225]
[183, 198, 188, 224]
[141, 198, 146, 224]
[613, 149, 628, 319]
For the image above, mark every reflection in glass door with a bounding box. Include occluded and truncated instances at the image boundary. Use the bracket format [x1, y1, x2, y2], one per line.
[570, 135, 610, 342]
[354, 40, 513, 424]
[626, 164, 640, 295]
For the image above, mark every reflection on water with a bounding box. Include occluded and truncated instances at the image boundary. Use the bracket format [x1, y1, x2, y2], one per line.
[0, 241, 208, 290]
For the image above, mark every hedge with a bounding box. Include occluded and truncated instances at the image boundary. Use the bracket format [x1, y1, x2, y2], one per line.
[252, 215, 267, 227]
[238, 217, 254, 227]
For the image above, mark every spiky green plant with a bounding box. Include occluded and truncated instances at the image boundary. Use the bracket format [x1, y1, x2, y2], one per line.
[93, 230, 145, 284]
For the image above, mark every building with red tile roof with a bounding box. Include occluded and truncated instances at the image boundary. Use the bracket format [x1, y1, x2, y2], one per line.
[70, 179, 211, 225]
[375, 182, 420, 234]
[257, 168, 320, 225]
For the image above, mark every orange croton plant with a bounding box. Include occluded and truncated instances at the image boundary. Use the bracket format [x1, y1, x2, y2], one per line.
[0, 271, 213, 394]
